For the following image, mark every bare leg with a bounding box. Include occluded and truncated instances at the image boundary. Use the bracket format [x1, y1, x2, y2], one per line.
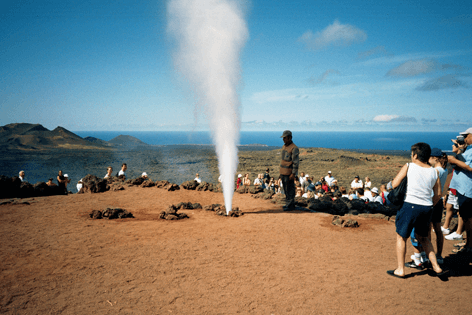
[395, 233, 407, 276]
[433, 222, 444, 257]
[457, 214, 464, 235]
[417, 235, 442, 274]
[442, 203, 454, 230]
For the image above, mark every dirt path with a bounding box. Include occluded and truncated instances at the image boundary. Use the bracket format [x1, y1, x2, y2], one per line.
[1, 187, 471, 314]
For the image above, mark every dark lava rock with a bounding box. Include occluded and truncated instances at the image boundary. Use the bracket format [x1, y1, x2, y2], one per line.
[129, 177, 145, 186]
[342, 219, 359, 228]
[19, 181, 35, 198]
[89, 210, 102, 219]
[102, 207, 134, 219]
[160, 204, 190, 220]
[181, 180, 198, 190]
[166, 183, 180, 191]
[332, 215, 344, 226]
[141, 180, 155, 188]
[248, 186, 264, 194]
[89, 208, 133, 219]
[204, 204, 243, 217]
[0, 176, 65, 198]
[79, 174, 108, 194]
[196, 181, 214, 192]
[332, 198, 349, 216]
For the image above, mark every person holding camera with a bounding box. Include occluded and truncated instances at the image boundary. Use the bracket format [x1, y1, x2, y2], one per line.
[447, 127, 472, 254]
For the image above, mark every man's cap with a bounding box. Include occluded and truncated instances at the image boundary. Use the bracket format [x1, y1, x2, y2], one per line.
[307, 184, 316, 192]
[142, 172, 148, 177]
[430, 148, 443, 157]
[315, 181, 322, 186]
[64, 174, 69, 177]
[280, 130, 292, 138]
[371, 187, 379, 194]
[328, 171, 332, 174]
[238, 174, 242, 178]
[460, 127, 472, 135]
[305, 174, 309, 178]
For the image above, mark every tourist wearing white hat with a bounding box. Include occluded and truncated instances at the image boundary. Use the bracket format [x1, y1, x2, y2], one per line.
[371, 187, 383, 204]
[325, 171, 335, 187]
[446, 127, 472, 254]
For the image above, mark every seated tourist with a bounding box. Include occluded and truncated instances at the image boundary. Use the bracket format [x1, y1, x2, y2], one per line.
[194, 173, 202, 183]
[357, 188, 368, 201]
[254, 174, 263, 186]
[371, 187, 383, 204]
[243, 174, 250, 187]
[77, 178, 83, 192]
[142, 172, 149, 179]
[349, 188, 358, 200]
[19, 170, 26, 182]
[302, 175, 312, 192]
[303, 183, 316, 198]
[264, 168, 270, 181]
[118, 163, 127, 179]
[46, 178, 56, 187]
[364, 187, 373, 201]
[364, 177, 372, 188]
[340, 186, 349, 198]
[325, 171, 336, 187]
[351, 175, 363, 190]
[295, 179, 303, 197]
[104, 166, 113, 179]
[333, 190, 342, 200]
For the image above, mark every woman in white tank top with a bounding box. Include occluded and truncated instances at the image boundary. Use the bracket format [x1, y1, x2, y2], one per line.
[387, 143, 444, 279]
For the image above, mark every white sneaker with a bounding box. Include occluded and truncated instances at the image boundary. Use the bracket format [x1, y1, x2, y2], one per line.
[410, 254, 422, 266]
[445, 232, 463, 241]
[441, 226, 450, 235]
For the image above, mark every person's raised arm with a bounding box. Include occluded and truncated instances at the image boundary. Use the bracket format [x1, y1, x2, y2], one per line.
[392, 163, 408, 188]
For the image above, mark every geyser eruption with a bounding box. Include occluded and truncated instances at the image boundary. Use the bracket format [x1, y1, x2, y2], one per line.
[167, 0, 248, 214]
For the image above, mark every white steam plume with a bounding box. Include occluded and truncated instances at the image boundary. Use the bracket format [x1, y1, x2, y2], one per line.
[167, 0, 248, 214]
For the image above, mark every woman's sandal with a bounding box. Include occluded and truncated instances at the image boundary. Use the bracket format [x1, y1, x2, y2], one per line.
[454, 242, 466, 248]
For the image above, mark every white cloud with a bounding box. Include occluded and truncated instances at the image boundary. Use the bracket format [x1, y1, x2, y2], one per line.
[386, 59, 437, 77]
[298, 19, 367, 51]
[373, 115, 399, 122]
[373, 115, 417, 123]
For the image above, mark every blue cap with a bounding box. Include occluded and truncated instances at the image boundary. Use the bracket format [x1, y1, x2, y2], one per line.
[430, 148, 442, 157]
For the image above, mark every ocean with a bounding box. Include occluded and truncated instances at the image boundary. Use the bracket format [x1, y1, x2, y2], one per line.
[74, 131, 458, 152]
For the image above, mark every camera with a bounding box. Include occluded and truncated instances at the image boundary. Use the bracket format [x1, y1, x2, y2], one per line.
[453, 135, 465, 147]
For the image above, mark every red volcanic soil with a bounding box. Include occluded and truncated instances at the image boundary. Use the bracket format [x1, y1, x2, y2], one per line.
[1, 187, 471, 314]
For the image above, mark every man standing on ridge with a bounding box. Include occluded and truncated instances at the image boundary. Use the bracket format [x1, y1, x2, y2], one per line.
[280, 130, 299, 211]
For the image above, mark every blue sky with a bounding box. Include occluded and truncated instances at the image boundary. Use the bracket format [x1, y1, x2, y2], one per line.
[1, 0, 471, 132]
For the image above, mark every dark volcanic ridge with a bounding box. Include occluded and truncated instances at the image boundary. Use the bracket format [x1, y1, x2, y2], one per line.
[0, 123, 149, 151]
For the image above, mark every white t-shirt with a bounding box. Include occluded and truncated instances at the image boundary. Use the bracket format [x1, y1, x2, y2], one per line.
[404, 163, 438, 206]
[364, 191, 373, 201]
[325, 176, 335, 186]
[351, 180, 363, 189]
[195, 177, 202, 183]
[118, 170, 126, 176]
[365, 181, 372, 188]
[372, 195, 383, 204]
[254, 178, 261, 185]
